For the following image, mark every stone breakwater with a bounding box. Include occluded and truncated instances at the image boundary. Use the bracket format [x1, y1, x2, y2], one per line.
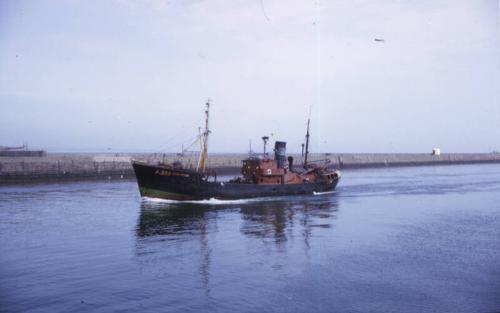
[1, 152, 500, 183]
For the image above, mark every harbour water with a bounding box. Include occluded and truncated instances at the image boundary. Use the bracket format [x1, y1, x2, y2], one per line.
[1, 164, 500, 312]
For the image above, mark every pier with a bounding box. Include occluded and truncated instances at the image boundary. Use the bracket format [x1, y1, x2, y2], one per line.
[1, 152, 500, 183]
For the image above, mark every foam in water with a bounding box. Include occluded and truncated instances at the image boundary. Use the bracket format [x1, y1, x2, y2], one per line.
[313, 190, 337, 196]
[143, 191, 335, 204]
[142, 196, 263, 205]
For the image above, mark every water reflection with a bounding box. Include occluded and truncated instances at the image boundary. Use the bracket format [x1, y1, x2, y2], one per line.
[135, 201, 220, 297]
[238, 197, 339, 244]
[136, 195, 339, 244]
[135, 196, 339, 296]
[136, 202, 215, 238]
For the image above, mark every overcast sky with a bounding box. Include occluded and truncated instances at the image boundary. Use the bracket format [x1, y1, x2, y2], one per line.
[0, 0, 499, 153]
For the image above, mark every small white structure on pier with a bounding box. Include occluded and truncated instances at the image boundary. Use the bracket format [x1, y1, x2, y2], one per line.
[432, 148, 441, 156]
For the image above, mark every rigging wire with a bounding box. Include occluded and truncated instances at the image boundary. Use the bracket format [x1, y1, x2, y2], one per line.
[156, 133, 201, 154]
[146, 133, 201, 164]
[315, 0, 322, 153]
[147, 116, 204, 156]
[156, 117, 203, 149]
[259, 0, 270, 21]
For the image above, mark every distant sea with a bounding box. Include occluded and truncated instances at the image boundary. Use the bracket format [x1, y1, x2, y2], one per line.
[1, 164, 499, 313]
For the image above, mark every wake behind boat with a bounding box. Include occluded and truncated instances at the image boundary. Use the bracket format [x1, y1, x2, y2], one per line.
[132, 101, 340, 200]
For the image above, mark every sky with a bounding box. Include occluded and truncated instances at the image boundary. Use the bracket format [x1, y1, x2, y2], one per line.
[0, 0, 499, 153]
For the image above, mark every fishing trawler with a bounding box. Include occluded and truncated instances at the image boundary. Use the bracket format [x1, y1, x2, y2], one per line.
[132, 101, 341, 200]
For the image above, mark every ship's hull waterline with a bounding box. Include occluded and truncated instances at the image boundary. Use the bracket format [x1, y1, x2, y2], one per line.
[132, 161, 340, 201]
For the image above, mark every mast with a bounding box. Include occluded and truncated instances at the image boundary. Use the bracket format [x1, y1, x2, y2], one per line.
[304, 118, 310, 169]
[197, 100, 210, 175]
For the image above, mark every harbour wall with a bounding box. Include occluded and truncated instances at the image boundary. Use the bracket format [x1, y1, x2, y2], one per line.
[0, 150, 46, 157]
[1, 152, 500, 183]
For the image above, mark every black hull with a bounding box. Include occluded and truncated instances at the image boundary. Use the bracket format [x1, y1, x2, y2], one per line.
[132, 161, 340, 200]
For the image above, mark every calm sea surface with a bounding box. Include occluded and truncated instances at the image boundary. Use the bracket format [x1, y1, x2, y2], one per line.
[1, 164, 500, 313]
